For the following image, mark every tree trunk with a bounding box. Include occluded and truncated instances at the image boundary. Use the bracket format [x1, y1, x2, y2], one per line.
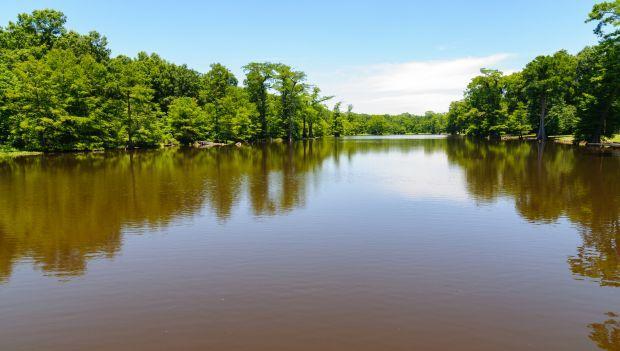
[302, 115, 307, 139]
[259, 101, 267, 140]
[259, 83, 268, 140]
[281, 91, 289, 142]
[127, 91, 133, 149]
[288, 115, 293, 143]
[536, 96, 547, 141]
[309, 119, 314, 138]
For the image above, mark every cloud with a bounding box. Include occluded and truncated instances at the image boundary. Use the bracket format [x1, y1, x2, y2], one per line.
[358, 148, 470, 201]
[312, 54, 514, 115]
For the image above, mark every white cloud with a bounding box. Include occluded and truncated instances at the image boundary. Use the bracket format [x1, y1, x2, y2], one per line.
[359, 149, 470, 202]
[311, 54, 514, 115]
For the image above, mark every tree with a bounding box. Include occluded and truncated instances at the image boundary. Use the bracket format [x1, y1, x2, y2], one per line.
[1, 9, 337, 150]
[445, 100, 469, 135]
[201, 63, 238, 141]
[207, 87, 258, 142]
[0, 62, 15, 144]
[274, 64, 306, 142]
[243, 62, 275, 139]
[574, 1, 620, 143]
[137, 52, 201, 112]
[502, 72, 527, 114]
[107, 56, 162, 148]
[6, 49, 110, 151]
[522, 50, 577, 141]
[547, 102, 578, 135]
[167, 97, 207, 145]
[367, 115, 387, 135]
[588, 0, 619, 41]
[302, 87, 333, 139]
[504, 103, 531, 138]
[54, 30, 111, 62]
[462, 68, 505, 138]
[332, 102, 344, 137]
[0, 9, 66, 52]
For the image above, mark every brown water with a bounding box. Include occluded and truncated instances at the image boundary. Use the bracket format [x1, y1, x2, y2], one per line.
[0, 136, 619, 351]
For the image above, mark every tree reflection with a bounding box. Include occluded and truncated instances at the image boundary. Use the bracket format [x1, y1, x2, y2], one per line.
[0, 136, 618, 349]
[589, 312, 620, 351]
[444, 138, 620, 287]
[0, 137, 618, 293]
[0, 138, 450, 281]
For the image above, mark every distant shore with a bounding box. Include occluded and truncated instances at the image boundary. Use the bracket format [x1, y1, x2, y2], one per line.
[3, 133, 620, 160]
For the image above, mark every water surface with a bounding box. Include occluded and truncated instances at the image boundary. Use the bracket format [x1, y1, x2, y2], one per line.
[0, 136, 619, 350]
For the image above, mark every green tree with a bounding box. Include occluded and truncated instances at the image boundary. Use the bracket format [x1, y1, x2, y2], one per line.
[522, 50, 577, 140]
[302, 87, 333, 138]
[167, 97, 207, 145]
[574, 2, 620, 143]
[462, 69, 505, 138]
[547, 102, 578, 135]
[0, 63, 15, 144]
[6, 49, 109, 151]
[367, 115, 387, 135]
[137, 52, 201, 112]
[107, 56, 162, 148]
[332, 102, 344, 137]
[54, 30, 110, 62]
[201, 63, 238, 141]
[243, 62, 275, 139]
[208, 87, 258, 142]
[445, 100, 469, 135]
[274, 64, 306, 142]
[0, 9, 66, 53]
[504, 103, 531, 138]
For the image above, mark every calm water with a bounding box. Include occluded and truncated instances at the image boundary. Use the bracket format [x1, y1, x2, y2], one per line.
[0, 136, 619, 351]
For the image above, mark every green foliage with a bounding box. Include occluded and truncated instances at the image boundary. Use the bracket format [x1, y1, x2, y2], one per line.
[522, 50, 577, 140]
[243, 62, 275, 139]
[574, 2, 620, 143]
[503, 104, 531, 137]
[366, 115, 387, 135]
[446, 1, 619, 144]
[273, 64, 306, 141]
[207, 87, 258, 142]
[0, 9, 66, 53]
[0, 4, 618, 151]
[588, 0, 620, 41]
[167, 97, 206, 145]
[107, 56, 162, 148]
[444, 2, 619, 143]
[547, 102, 578, 135]
[0, 10, 331, 150]
[332, 102, 344, 137]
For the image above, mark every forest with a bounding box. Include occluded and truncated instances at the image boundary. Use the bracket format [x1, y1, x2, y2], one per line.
[0, 1, 618, 152]
[0, 8, 445, 152]
[445, 1, 619, 144]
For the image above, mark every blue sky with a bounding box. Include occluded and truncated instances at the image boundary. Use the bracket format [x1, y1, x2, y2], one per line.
[0, 0, 600, 114]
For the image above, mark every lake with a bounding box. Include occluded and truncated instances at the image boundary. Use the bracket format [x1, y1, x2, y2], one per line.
[0, 136, 618, 351]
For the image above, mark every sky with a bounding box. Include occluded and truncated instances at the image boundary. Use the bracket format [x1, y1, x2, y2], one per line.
[0, 0, 600, 114]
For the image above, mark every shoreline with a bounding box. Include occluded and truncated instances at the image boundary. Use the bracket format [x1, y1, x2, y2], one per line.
[2, 134, 619, 160]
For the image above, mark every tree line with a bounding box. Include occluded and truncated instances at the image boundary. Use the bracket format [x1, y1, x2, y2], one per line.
[445, 1, 619, 144]
[0, 9, 447, 152]
[0, 2, 617, 152]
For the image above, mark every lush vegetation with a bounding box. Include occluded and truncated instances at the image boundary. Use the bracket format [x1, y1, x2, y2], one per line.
[0, 2, 618, 152]
[0, 9, 446, 152]
[446, 1, 619, 144]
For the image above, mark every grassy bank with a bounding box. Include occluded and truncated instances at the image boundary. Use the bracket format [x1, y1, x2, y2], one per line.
[0, 146, 42, 160]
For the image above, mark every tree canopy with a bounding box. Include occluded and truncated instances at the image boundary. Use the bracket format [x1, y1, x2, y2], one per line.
[0, 3, 618, 151]
[445, 1, 619, 143]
